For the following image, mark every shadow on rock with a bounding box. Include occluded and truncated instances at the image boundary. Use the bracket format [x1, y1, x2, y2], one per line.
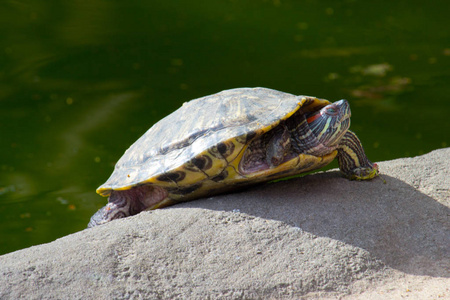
[177, 171, 449, 278]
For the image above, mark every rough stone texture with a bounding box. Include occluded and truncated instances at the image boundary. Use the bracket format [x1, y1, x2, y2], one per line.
[1, 148, 449, 299]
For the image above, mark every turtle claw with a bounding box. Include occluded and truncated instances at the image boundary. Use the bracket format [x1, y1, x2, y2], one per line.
[344, 163, 379, 181]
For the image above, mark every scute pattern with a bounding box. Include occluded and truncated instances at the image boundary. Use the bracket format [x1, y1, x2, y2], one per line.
[184, 155, 213, 172]
[97, 87, 330, 196]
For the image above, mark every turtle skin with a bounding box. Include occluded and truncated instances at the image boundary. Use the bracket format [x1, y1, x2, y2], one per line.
[89, 87, 378, 227]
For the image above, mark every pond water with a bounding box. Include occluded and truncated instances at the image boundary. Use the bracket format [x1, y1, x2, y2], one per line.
[1, 1, 449, 255]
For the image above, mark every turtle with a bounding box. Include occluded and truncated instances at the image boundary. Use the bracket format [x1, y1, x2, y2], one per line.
[88, 87, 379, 227]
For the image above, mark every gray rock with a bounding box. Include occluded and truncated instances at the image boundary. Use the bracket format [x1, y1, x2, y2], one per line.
[1, 148, 449, 299]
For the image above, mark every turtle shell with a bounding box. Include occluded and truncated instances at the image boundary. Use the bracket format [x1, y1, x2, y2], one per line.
[97, 87, 332, 197]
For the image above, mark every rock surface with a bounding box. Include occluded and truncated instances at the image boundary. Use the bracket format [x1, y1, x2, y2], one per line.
[1, 148, 449, 299]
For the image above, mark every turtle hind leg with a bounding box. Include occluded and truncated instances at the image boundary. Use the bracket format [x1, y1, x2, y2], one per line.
[337, 130, 379, 180]
[87, 185, 168, 228]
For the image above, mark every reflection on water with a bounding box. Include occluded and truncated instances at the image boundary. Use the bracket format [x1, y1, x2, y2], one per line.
[1, 1, 449, 255]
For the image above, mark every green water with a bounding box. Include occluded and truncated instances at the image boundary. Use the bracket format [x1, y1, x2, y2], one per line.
[1, 1, 449, 255]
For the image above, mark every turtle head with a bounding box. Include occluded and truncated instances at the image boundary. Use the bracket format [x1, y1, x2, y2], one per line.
[306, 99, 351, 147]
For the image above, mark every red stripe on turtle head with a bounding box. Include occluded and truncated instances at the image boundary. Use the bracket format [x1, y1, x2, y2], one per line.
[307, 113, 321, 124]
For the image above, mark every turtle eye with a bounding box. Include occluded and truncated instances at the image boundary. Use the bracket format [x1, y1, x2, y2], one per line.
[325, 106, 339, 115]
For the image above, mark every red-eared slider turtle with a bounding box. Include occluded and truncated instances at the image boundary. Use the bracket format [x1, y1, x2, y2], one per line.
[88, 87, 379, 227]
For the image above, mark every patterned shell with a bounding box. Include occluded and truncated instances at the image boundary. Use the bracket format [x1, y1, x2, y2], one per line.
[97, 87, 330, 196]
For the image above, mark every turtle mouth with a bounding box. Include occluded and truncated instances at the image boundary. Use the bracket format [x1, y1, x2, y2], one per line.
[334, 99, 351, 122]
[337, 100, 351, 136]
[341, 116, 350, 127]
[328, 100, 351, 132]
[340, 109, 351, 124]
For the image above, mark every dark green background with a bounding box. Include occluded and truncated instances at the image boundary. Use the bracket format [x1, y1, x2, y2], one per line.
[1, 1, 449, 255]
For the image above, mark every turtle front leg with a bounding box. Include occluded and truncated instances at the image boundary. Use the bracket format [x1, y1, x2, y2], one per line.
[266, 124, 291, 167]
[336, 130, 379, 180]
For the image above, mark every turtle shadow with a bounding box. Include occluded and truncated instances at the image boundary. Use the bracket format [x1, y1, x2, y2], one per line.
[175, 171, 450, 278]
